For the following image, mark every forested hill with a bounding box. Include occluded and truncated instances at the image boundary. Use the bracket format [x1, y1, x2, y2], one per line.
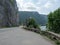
[19, 11, 48, 26]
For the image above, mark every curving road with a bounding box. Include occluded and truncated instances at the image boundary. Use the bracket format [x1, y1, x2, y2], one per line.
[0, 27, 54, 45]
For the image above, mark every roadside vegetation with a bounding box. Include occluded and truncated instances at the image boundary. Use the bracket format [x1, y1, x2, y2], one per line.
[25, 17, 40, 30]
[47, 8, 60, 33]
[44, 8, 60, 45]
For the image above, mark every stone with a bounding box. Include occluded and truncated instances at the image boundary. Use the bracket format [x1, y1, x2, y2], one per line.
[0, 0, 19, 27]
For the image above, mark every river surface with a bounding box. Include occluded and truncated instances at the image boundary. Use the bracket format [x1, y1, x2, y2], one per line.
[40, 26, 47, 31]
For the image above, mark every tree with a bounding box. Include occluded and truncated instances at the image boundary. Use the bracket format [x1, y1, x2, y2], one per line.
[26, 17, 40, 29]
[47, 8, 60, 33]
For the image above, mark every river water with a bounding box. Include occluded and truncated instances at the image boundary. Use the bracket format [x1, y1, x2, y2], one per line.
[40, 26, 47, 31]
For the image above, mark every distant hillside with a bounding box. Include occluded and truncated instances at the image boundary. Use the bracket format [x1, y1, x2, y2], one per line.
[19, 11, 48, 26]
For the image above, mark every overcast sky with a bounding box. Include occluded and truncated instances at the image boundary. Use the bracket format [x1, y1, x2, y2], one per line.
[16, 0, 60, 14]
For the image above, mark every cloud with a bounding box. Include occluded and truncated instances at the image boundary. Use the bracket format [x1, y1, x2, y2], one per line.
[44, 1, 53, 8]
[16, 0, 24, 10]
[23, 2, 36, 9]
[53, 0, 58, 2]
[16, 0, 60, 14]
[16, 0, 38, 11]
[22, 2, 37, 11]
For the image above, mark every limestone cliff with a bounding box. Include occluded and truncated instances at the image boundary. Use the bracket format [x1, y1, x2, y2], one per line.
[0, 0, 19, 27]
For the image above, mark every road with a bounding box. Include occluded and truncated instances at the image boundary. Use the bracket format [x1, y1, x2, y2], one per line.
[0, 27, 54, 45]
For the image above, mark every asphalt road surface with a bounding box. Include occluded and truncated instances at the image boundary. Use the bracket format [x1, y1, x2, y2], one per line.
[0, 27, 54, 45]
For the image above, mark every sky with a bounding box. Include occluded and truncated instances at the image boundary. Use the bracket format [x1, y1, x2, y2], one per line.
[16, 0, 60, 14]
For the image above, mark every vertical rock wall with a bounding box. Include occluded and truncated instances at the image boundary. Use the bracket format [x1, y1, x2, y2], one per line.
[0, 0, 19, 27]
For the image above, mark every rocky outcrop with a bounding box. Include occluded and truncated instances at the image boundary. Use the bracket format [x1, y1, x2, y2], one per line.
[0, 0, 19, 27]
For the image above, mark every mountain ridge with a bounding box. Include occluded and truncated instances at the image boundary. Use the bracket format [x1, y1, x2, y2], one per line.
[19, 11, 48, 26]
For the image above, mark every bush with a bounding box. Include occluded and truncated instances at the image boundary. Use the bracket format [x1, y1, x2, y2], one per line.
[55, 40, 60, 45]
[26, 17, 40, 29]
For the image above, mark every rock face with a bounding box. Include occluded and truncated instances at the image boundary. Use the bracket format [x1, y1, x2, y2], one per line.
[0, 0, 19, 27]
